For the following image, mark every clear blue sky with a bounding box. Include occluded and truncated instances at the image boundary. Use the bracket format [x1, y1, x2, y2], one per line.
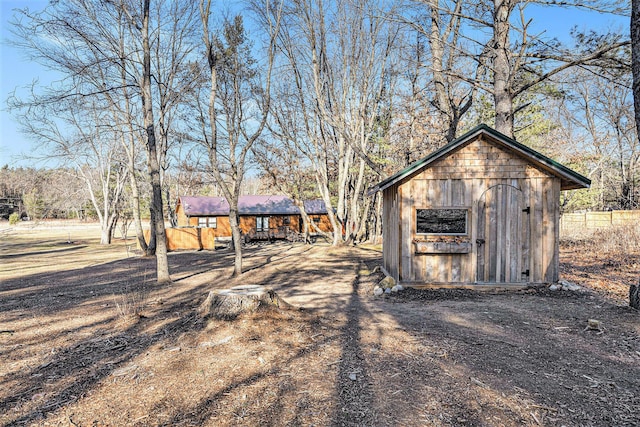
[0, 0, 51, 167]
[0, 0, 629, 168]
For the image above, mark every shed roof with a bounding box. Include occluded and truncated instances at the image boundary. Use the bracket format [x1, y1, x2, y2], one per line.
[369, 124, 591, 194]
[178, 195, 328, 216]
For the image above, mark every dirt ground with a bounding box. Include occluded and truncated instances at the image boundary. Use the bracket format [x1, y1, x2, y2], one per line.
[1, 221, 639, 426]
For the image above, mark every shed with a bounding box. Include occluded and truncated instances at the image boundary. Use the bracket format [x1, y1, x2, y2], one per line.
[369, 124, 590, 287]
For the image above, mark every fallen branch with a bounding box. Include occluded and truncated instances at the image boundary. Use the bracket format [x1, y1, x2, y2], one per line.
[531, 404, 558, 412]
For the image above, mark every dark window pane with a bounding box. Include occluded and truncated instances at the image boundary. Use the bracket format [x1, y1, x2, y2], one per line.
[416, 209, 467, 234]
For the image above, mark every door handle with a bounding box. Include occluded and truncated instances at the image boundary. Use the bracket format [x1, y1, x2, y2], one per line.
[476, 239, 485, 245]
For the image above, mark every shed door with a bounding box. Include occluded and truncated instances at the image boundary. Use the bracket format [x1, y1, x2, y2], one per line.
[476, 184, 528, 283]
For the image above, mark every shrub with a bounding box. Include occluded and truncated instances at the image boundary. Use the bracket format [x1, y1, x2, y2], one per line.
[8, 213, 20, 225]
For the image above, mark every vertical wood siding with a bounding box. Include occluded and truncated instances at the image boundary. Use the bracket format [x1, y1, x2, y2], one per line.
[383, 184, 400, 281]
[176, 204, 189, 226]
[143, 228, 217, 251]
[476, 184, 524, 283]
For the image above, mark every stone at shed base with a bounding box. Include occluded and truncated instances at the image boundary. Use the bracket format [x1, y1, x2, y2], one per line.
[549, 284, 561, 291]
[198, 285, 292, 320]
[560, 280, 581, 291]
[373, 287, 384, 297]
[378, 275, 395, 289]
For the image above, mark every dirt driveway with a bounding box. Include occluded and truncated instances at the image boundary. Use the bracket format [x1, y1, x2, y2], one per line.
[1, 223, 639, 426]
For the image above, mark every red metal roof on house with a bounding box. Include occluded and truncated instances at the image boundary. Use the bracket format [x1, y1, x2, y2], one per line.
[178, 195, 327, 216]
[238, 195, 300, 215]
[303, 199, 328, 215]
[179, 196, 228, 216]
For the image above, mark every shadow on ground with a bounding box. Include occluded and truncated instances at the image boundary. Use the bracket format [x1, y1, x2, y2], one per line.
[1, 242, 639, 426]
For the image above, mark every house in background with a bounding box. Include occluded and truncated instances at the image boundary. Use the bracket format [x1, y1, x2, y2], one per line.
[303, 199, 333, 234]
[175, 195, 332, 240]
[369, 124, 590, 288]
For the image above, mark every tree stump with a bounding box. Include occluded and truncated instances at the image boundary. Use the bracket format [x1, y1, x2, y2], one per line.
[198, 285, 292, 320]
[630, 282, 640, 309]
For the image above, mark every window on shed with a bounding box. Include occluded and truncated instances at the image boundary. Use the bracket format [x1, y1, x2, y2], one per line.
[416, 208, 468, 235]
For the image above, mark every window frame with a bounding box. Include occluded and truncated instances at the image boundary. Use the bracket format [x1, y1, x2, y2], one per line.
[256, 216, 270, 232]
[197, 217, 217, 228]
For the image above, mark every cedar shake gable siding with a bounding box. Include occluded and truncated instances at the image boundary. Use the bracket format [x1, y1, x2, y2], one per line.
[369, 124, 591, 195]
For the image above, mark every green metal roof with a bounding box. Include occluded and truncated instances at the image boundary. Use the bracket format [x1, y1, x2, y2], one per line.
[368, 124, 591, 194]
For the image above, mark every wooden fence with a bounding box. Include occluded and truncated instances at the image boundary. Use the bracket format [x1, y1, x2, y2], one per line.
[561, 210, 640, 231]
[143, 227, 217, 251]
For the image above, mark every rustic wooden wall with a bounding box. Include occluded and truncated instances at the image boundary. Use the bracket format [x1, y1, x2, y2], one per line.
[213, 217, 232, 236]
[176, 204, 189, 227]
[239, 215, 302, 234]
[389, 136, 560, 286]
[383, 184, 400, 281]
[143, 228, 217, 251]
[308, 214, 333, 233]
[178, 214, 331, 239]
[183, 216, 232, 236]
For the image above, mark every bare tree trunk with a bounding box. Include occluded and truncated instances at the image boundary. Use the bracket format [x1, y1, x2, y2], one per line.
[633, 0, 640, 153]
[315, 170, 342, 245]
[493, 0, 514, 137]
[346, 158, 366, 244]
[146, 208, 157, 256]
[199, 2, 281, 276]
[166, 187, 176, 227]
[107, 212, 119, 244]
[335, 139, 352, 244]
[129, 155, 148, 252]
[373, 193, 382, 244]
[355, 194, 372, 243]
[121, 126, 147, 252]
[429, 0, 454, 140]
[229, 209, 243, 277]
[292, 199, 312, 243]
[630, 283, 640, 309]
[142, 0, 170, 284]
[631, 0, 640, 307]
